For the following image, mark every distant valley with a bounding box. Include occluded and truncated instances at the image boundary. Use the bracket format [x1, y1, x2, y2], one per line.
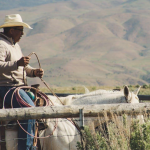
[1, 0, 150, 87]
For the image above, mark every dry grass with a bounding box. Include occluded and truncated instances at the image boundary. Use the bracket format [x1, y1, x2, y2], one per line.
[77, 111, 150, 150]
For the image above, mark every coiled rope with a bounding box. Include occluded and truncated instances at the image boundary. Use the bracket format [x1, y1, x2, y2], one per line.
[2, 52, 80, 140]
[2, 52, 60, 139]
[3, 85, 58, 139]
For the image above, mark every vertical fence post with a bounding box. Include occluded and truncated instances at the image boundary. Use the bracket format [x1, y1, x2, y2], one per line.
[79, 109, 84, 129]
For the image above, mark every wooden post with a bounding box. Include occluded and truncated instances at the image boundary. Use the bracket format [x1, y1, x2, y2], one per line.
[0, 103, 150, 121]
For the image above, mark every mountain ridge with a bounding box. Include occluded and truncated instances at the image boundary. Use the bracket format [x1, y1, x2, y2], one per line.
[0, 0, 150, 87]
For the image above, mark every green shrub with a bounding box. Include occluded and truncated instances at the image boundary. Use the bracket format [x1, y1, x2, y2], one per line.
[76, 127, 108, 150]
[128, 85, 133, 88]
[130, 121, 150, 150]
[77, 116, 150, 150]
[135, 85, 140, 88]
[142, 84, 149, 89]
[72, 87, 76, 90]
[115, 86, 120, 89]
[92, 86, 96, 91]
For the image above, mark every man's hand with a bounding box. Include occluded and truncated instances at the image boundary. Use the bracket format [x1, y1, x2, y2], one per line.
[34, 68, 44, 78]
[17, 56, 31, 67]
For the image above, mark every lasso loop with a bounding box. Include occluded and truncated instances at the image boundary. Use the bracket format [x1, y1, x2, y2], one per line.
[3, 86, 58, 139]
[28, 52, 64, 105]
[2, 52, 79, 140]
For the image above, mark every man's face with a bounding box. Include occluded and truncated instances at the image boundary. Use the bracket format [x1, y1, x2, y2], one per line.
[11, 26, 24, 43]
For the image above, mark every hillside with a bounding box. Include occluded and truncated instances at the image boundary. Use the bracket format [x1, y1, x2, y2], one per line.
[0, 0, 71, 10]
[0, 0, 150, 87]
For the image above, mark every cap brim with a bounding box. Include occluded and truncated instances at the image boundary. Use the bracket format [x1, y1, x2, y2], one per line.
[0, 22, 32, 29]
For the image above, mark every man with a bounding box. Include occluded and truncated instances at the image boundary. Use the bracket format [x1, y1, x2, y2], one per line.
[0, 14, 44, 150]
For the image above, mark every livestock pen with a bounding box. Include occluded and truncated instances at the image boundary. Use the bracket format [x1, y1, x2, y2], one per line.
[1, 103, 150, 150]
[1, 90, 150, 150]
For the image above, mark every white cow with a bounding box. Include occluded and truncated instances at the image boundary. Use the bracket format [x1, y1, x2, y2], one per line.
[4, 85, 143, 150]
[47, 85, 144, 132]
[46, 85, 90, 105]
[39, 118, 80, 150]
[70, 85, 144, 129]
[47, 85, 141, 106]
[71, 85, 140, 105]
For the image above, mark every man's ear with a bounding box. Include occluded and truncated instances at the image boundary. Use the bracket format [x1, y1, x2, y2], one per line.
[9, 28, 14, 35]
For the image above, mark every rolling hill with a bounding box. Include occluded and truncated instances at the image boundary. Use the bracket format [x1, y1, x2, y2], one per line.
[0, 0, 150, 87]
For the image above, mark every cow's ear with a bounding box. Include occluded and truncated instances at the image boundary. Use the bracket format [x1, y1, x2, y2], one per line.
[83, 85, 89, 94]
[124, 85, 132, 103]
[135, 86, 141, 95]
[124, 85, 140, 104]
[124, 85, 129, 99]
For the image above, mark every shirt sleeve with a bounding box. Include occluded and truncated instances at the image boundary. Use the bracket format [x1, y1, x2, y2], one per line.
[0, 44, 18, 72]
[24, 65, 36, 77]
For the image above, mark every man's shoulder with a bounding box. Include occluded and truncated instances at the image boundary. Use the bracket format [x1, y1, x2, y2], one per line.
[0, 33, 13, 45]
[0, 33, 21, 50]
[0, 36, 9, 45]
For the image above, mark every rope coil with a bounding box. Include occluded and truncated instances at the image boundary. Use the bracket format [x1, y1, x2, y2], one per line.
[3, 86, 58, 139]
[2, 52, 81, 140]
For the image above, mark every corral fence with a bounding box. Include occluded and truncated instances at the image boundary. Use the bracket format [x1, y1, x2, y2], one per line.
[0, 93, 150, 122]
[0, 103, 150, 121]
[1, 94, 150, 149]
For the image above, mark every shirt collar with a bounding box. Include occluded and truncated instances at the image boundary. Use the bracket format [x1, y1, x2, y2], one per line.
[0, 32, 14, 45]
